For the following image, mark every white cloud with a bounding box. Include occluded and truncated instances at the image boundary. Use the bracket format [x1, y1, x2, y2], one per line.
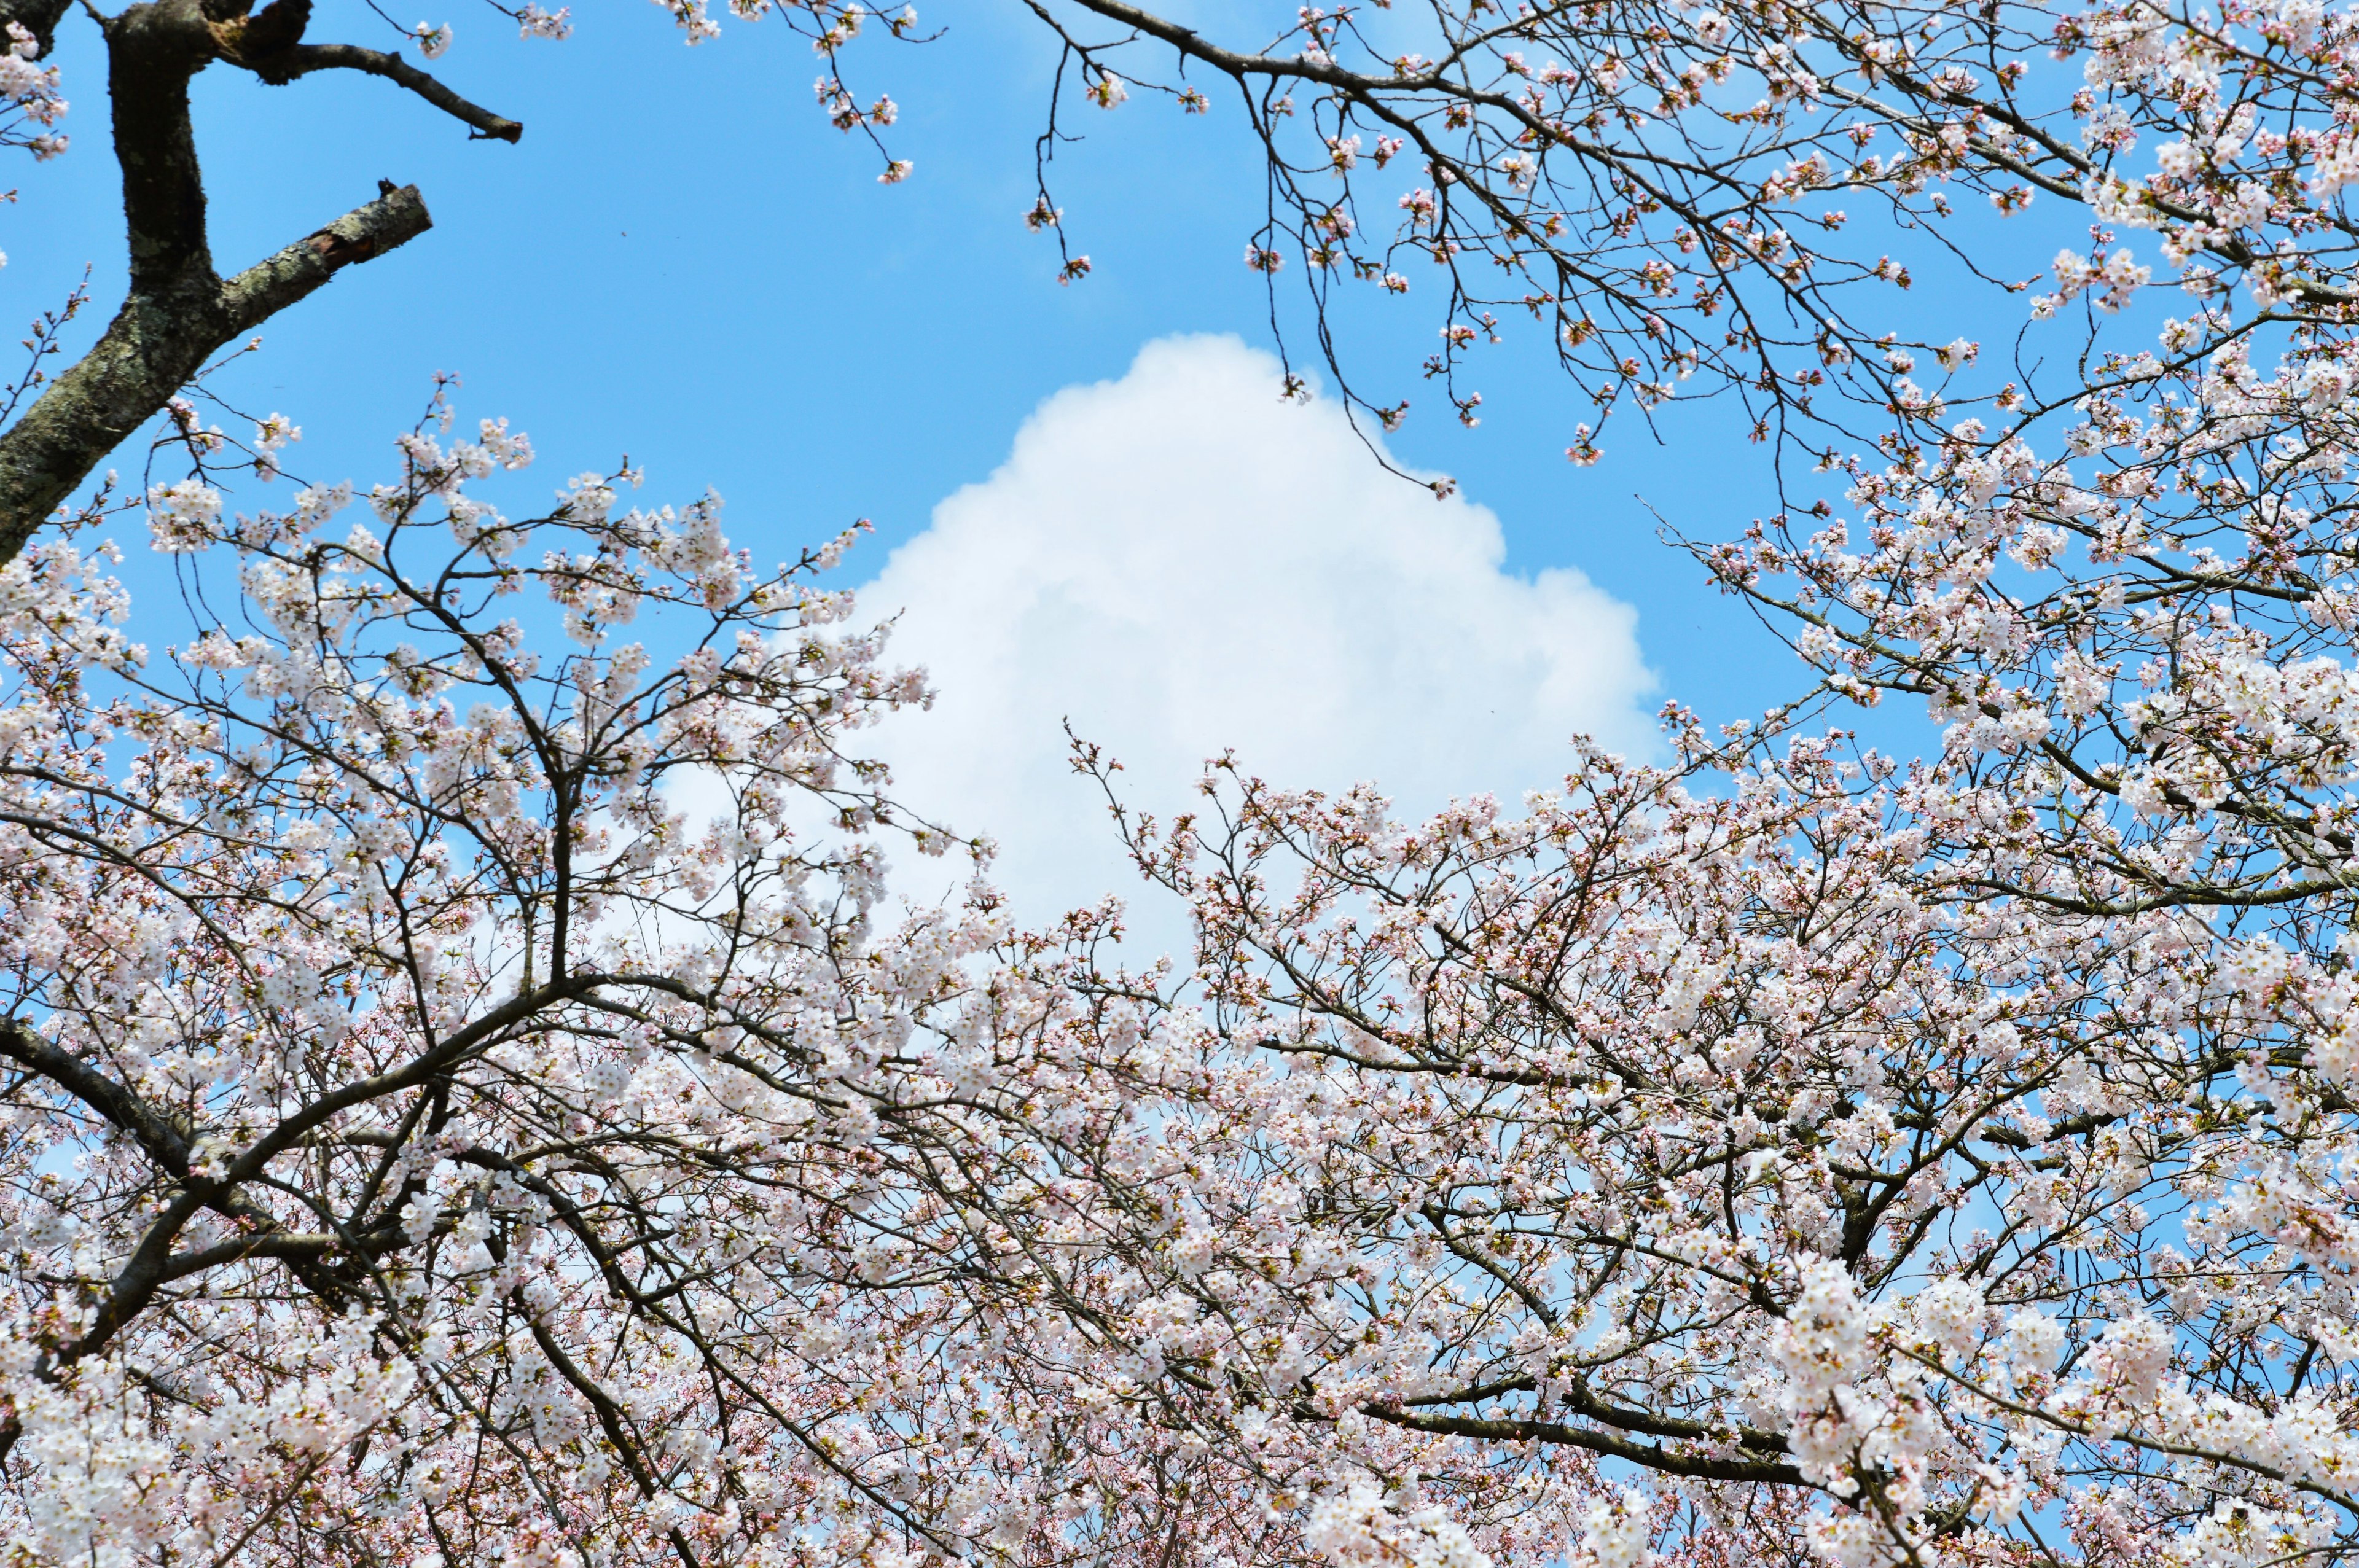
[853, 334, 1657, 939]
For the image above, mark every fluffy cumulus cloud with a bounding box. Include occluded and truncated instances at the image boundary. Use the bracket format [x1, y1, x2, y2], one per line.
[854, 334, 1657, 934]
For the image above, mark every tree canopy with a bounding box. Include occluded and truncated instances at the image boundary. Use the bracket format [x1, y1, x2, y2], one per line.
[6, 1, 2359, 1567]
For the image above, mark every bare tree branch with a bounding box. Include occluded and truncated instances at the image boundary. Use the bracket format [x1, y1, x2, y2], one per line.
[254, 42, 523, 142]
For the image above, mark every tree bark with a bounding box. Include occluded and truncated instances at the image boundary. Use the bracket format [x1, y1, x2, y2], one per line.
[0, 0, 443, 563]
[0, 186, 433, 560]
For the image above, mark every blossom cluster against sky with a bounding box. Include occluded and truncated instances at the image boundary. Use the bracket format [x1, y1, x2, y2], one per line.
[15, 0, 1817, 921]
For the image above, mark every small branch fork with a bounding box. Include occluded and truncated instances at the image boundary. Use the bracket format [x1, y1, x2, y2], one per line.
[0, 0, 523, 560]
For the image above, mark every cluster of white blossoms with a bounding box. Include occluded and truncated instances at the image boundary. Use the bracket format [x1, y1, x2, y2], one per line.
[0, 21, 63, 162]
[1305, 1482, 1495, 1568]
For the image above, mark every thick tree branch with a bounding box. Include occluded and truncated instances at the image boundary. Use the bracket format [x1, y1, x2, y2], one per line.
[0, 181, 429, 561]
[0, 1013, 197, 1176]
[0, 0, 520, 564]
[110, 0, 216, 298]
[156, 1228, 348, 1281]
[219, 180, 432, 330]
[0, 1012, 386, 1464]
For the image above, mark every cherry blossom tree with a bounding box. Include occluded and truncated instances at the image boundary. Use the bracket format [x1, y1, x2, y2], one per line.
[880, 0, 2359, 1561]
[17, 0, 2359, 1566]
[13, 0, 2345, 539]
[982, 719, 2349, 1568]
[0, 383, 1085, 1566]
[0, 380, 1388, 1566]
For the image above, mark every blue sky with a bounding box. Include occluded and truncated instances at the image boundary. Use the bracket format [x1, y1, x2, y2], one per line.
[14, 0, 2044, 916]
